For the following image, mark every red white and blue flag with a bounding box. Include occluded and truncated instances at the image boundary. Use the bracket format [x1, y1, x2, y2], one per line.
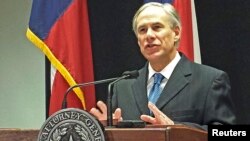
[26, 0, 96, 115]
[144, 0, 201, 63]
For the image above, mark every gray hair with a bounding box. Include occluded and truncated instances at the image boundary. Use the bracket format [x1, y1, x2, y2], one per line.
[132, 2, 181, 35]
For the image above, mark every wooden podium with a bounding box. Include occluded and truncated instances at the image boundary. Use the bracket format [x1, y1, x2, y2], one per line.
[0, 125, 207, 141]
[105, 125, 207, 141]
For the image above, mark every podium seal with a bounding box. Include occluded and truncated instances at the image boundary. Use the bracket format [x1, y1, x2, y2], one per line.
[37, 108, 105, 141]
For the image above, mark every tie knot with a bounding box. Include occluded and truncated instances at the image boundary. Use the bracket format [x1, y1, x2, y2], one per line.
[154, 73, 164, 85]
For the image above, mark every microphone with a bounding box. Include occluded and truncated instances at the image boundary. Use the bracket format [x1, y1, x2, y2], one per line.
[61, 70, 139, 110]
[107, 70, 139, 127]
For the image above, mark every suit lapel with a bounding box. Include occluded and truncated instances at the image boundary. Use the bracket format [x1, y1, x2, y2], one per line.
[156, 56, 192, 109]
[132, 64, 150, 115]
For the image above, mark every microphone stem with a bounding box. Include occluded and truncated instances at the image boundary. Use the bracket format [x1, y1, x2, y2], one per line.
[107, 75, 129, 127]
[62, 77, 119, 109]
[78, 77, 119, 87]
[107, 84, 113, 127]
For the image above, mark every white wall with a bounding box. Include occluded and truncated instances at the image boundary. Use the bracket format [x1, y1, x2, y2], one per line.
[0, 0, 45, 129]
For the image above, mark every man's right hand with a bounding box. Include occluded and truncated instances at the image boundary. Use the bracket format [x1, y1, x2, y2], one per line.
[90, 101, 122, 121]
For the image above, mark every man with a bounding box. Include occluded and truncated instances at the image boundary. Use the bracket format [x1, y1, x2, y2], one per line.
[90, 2, 236, 130]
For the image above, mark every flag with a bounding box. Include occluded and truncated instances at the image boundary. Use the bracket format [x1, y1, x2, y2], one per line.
[26, 0, 96, 115]
[144, 0, 201, 63]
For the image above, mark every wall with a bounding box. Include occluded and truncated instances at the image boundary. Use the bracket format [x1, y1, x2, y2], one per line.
[0, 0, 45, 128]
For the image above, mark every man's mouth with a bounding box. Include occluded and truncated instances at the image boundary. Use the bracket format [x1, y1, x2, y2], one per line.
[146, 44, 158, 48]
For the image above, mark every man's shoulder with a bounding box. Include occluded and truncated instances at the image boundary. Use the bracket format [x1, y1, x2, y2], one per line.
[192, 62, 225, 75]
[180, 55, 225, 75]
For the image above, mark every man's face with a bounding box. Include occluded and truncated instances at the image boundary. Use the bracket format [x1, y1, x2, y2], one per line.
[136, 6, 180, 64]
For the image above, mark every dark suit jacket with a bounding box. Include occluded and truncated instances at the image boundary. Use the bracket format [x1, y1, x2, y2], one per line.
[112, 55, 236, 130]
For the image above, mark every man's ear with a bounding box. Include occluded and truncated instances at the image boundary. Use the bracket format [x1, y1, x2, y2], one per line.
[173, 26, 181, 42]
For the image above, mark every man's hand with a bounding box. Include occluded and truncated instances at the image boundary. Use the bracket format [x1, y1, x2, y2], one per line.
[90, 101, 122, 121]
[140, 102, 174, 125]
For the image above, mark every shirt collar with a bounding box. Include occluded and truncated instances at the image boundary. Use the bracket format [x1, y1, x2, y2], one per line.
[148, 52, 181, 80]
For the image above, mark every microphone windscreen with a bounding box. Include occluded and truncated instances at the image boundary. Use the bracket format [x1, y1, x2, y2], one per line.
[122, 70, 139, 79]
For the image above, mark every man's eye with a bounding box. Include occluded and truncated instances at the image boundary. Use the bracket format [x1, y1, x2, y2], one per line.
[138, 28, 147, 33]
[153, 25, 161, 30]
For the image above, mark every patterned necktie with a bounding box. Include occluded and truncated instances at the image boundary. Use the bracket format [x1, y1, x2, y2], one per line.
[148, 73, 164, 105]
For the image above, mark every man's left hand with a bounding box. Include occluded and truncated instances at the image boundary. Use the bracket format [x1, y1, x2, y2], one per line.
[140, 102, 174, 125]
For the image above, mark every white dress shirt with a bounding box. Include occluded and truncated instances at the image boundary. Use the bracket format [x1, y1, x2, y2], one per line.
[147, 52, 181, 97]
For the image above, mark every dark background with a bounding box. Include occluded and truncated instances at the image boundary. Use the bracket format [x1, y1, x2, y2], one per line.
[87, 0, 250, 124]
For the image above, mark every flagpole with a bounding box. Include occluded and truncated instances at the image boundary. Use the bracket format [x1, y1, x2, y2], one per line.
[45, 57, 51, 119]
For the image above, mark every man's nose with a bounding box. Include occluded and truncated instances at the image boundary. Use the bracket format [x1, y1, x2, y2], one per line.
[146, 28, 154, 37]
[146, 28, 156, 40]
